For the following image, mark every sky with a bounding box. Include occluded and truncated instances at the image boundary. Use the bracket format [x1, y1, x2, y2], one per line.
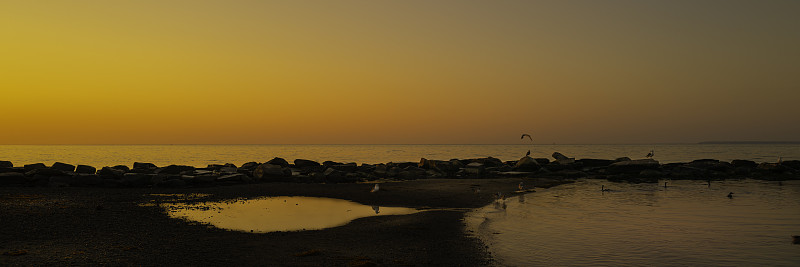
[1, 0, 799, 145]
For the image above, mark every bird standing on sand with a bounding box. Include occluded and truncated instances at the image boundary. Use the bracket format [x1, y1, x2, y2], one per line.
[601, 185, 611, 192]
[727, 192, 734, 198]
[646, 149, 654, 158]
[518, 182, 524, 191]
[370, 184, 380, 193]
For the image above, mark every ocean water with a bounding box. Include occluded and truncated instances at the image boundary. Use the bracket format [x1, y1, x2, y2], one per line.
[466, 179, 800, 266]
[0, 144, 798, 168]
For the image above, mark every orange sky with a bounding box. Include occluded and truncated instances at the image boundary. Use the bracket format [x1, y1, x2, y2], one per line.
[1, 0, 799, 144]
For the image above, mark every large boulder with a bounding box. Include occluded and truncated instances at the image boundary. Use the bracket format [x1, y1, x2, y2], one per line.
[686, 159, 732, 172]
[294, 159, 321, 168]
[267, 157, 290, 167]
[0, 161, 12, 168]
[24, 163, 47, 171]
[552, 152, 575, 164]
[253, 163, 290, 181]
[157, 165, 195, 175]
[73, 174, 103, 186]
[97, 167, 126, 179]
[514, 156, 541, 172]
[122, 173, 155, 187]
[0, 172, 26, 185]
[606, 159, 660, 174]
[133, 162, 157, 169]
[51, 162, 76, 172]
[576, 159, 615, 168]
[75, 165, 97, 174]
[464, 162, 486, 178]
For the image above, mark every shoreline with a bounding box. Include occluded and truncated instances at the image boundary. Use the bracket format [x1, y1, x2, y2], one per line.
[1, 178, 568, 266]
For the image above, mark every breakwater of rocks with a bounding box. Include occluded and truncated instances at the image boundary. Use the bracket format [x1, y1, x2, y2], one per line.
[1, 152, 798, 188]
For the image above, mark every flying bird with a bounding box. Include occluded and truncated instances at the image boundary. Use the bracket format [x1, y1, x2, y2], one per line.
[370, 184, 380, 193]
[521, 134, 532, 141]
[646, 149, 654, 158]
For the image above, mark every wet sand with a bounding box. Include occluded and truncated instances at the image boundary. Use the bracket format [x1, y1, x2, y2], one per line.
[0, 178, 568, 266]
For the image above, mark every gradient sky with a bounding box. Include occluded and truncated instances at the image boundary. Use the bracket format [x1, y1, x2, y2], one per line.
[2, 0, 798, 144]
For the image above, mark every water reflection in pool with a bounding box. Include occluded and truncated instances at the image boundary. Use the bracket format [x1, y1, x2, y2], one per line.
[466, 179, 800, 266]
[162, 196, 418, 233]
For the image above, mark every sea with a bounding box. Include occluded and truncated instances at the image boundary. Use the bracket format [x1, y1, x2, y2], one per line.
[0, 144, 798, 168]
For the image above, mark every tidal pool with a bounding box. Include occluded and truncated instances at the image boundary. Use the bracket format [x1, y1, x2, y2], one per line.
[161, 196, 419, 233]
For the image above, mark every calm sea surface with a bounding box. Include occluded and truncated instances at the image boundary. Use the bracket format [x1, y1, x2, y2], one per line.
[466, 179, 800, 266]
[0, 144, 798, 168]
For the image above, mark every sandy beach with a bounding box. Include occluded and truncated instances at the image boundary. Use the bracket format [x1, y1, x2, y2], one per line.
[1, 178, 568, 266]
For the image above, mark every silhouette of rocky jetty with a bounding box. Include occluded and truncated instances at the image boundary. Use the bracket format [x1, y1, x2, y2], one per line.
[1, 153, 798, 188]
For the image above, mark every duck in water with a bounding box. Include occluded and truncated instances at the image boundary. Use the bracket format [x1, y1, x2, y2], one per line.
[601, 185, 611, 192]
[727, 192, 734, 198]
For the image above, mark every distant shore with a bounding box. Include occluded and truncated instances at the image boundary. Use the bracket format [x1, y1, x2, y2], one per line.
[697, 141, 800, 144]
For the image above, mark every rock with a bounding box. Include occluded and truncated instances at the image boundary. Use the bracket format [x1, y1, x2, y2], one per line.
[686, 159, 732, 172]
[253, 163, 290, 181]
[157, 165, 195, 175]
[0, 161, 12, 168]
[551, 152, 575, 164]
[267, 157, 290, 167]
[398, 166, 427, 180]
[217, 173, 249, 182]
[639, 169, 664, 178]
[464, 162, 486, 178]
[576, 159, 615, 168]
[329, 163, 358, 173]
[122, 173, 155, 187]
[731, 160, 757, 168]
[75, 165, 96, 174]
[112, 165, 131, 172]
[51, 162, 76, 172]
[606, 159, 660, 174]
[240, 162, 260, 170]
[0, 172, 26, 185]
[218, 167, 239, 174]
[24, 163, 47, 171]
[25, 168, 67, 177]
[467, 157, 505, 168]
[323, 168, 347, 182]
[781, 160, 800, 170]
[533, 158, 550, 165]
[49, 176, 73, 187]
[419, 158, 438, 169]
[615, 157, 631, 162]
[193, 174, 219, 183]
[97, 167, 126, 178]
[158, 179, 186, 188]
[133, 162, 157, 169]
[294, 159, 321, 168]
[73, 174, 103, 186]
[514, 156, 541, 172]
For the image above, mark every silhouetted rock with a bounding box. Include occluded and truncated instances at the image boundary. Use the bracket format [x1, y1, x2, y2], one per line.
[551, 152, 575, 164]
[75, 165, 96, 174]
[329, 163, 358, 173]
[73, 174, 102, 186]
[0, 161, 12, 168]
[323, 168, 347, 182]
[25, 168, 67, 177]
[782, 160, 800, 170]
[731, 160, 757, 168]
[157, 165, 195, 175]
[267, 157, 290, 167]
[112, 165, 131, 172]
[253, 163, 290, 181]
[467, 157, 505, 168]
[576, 159, 615, 168]
[686, 159, 732, 172]
[98, 167, 126, 179]
[240, 162, 259, 170]
[48, 176, 72, 187]
[217, 173, 249, 182]
[398, 166, 427, 180]
[133, 162, 157, 169]
[158, 178, 186, 188]
[122, 173, 155, 187]
[514, 156, 541, 172]
[51, 162, 76, 172]
[464, 162, 486, 178]
[615, 157, 631, 162]
[606, 159, 660, 174]
[24, 163, 47, 171]
[294, 159, 320, 168]
[0, 172, 26, 185]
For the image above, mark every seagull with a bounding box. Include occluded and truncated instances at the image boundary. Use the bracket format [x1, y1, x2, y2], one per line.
[601, 185, 611, 192]
[521, 134, 532, 141]
[727, 192, 734, 198]
[525, 150, 531, 157]
[370, 184, 380, 193]
[518, 182, 525, 191]
[646, 149, 654, 158]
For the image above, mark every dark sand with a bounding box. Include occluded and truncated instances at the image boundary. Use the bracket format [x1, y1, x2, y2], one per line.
[1, 178, 568, 266]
